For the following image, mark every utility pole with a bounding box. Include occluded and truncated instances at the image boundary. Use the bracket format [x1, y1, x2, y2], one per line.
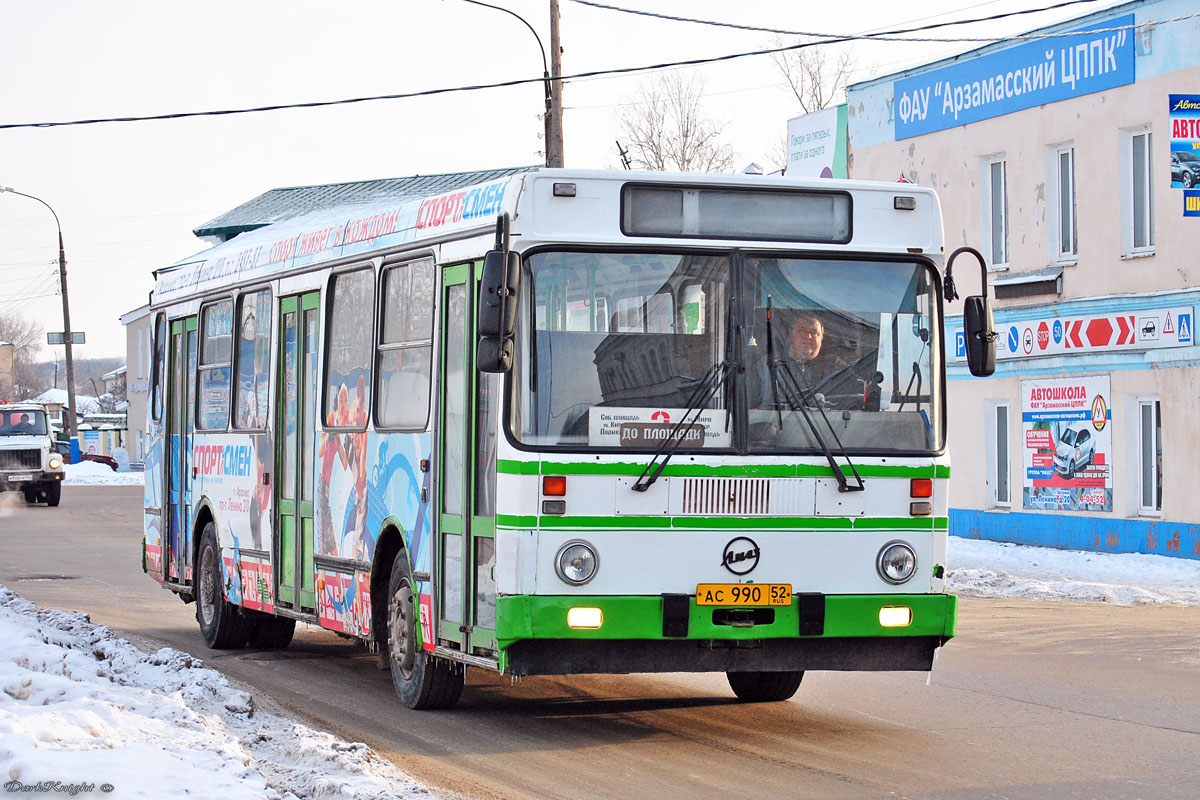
[547, 0, 565, 168]
[0, 186, 79, 455]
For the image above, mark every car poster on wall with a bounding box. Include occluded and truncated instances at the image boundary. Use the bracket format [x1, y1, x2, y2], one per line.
[1022, 376, 1112, 512]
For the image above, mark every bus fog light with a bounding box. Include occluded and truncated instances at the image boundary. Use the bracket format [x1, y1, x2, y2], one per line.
[555, 540, 598, 585]
[567, 607, 603, 628]
[879, 606, 913, 627]
[877, 541, 917, 585]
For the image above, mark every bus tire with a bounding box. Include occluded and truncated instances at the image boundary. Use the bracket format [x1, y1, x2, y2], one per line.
[726, 670, 804, 702]
[44, 483, 61, 507]
[386, 550, 464, 710]
[196, 523, 251, 649]
[247, 614, 295, 649]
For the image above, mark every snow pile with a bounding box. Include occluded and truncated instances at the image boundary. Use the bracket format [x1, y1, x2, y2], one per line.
[63, 461, 144, 486]
[0, 588, 435, 800]
[948, 536, 1200, 606]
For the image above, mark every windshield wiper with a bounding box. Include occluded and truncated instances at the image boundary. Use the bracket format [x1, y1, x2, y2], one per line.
[631, 359, 731, 493]
[764, 304, 864, 493]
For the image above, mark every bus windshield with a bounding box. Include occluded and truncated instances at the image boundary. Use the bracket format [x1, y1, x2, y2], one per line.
[511, 250, 942, 454]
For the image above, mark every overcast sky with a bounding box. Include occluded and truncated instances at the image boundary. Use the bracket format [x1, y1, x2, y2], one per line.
[0, 0, 1099, 358]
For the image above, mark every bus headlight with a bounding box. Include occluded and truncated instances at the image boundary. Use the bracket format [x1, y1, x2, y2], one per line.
[48, 456, 62, 470]
[555, 540, 598, 585]
[877, 541, 917, 585]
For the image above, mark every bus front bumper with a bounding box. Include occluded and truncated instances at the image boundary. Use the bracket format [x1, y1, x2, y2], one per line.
[496, 593, 956, 676]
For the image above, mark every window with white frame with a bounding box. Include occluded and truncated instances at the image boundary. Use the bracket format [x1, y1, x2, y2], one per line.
[986, 400, 1011, 507]
[1123, 127, 1155, 254]
[982, 157, 1009, 268]
[1055, 146, 1077, 260]
[1138, 399, 1161, 514]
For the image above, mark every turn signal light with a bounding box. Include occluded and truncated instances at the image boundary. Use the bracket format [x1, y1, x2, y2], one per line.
[543, 475, 567, 496]
[879, 606, 913, 627]
[567, 607, 603, 629]
[910, 478, 933, 498]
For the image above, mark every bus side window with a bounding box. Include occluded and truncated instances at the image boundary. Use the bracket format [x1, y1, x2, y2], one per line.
[151, 312, 166, 422]
[197, 299, 233, 431]
[233, 289, 272, 429]
[376, 258, 434, 430]
[324, 267, 375, 429]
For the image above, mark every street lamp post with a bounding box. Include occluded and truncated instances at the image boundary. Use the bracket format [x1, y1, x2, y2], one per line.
[461, 0, 564, 167]
[0, 186, 80, 458]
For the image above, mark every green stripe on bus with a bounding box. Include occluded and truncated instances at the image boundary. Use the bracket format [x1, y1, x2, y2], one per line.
[524, 461, 944, 479]
[494, 593, 957, 649]
[496, 515, 951, 531]
[497, 459, 539, 475]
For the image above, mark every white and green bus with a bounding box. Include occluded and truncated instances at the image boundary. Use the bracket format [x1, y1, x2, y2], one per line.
[142, 167, 994, 709]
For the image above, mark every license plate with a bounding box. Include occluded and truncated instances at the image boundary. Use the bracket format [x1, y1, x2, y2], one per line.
[7, 474, 34, 482]
[696, 583, 792, 606]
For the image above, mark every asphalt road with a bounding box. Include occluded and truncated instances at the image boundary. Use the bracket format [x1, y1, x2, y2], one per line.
[3, 485, 1199, 800]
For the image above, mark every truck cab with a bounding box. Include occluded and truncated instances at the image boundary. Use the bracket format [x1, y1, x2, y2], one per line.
[0, 403, 65, 506]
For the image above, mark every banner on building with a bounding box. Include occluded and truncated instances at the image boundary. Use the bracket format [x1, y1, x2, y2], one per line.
[1169, 94, 1200, 190]
[951, 305, 1194, 362]
[1022, 376, 1112, 512]
[785, 105, 847, 178]
[893, 15, 1134, 139]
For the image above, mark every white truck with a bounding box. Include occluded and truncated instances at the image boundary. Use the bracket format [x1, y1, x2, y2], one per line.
[0, 402, 65, 506]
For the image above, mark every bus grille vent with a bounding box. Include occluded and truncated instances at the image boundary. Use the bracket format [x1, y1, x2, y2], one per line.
[680, 478, 770, 515]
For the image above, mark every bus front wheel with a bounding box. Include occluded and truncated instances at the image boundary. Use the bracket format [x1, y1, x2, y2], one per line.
[196, 523, 251, 649]
[386, 550, 464, 710]
[726, 670, 804, 702]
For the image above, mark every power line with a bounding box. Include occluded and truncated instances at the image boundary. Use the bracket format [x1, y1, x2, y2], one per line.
[565, 0, 1107, 39]
[0, 2, 1185, 132]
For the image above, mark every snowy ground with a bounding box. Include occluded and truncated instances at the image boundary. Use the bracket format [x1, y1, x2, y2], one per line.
[947, 536, 1200, 605]
[3, 536, 1197, 800]
[0, 588, 435, 800]
[62, 461, 145, 486]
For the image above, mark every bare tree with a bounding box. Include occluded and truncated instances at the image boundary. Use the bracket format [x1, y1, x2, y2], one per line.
[769, 36, 853, 115]
[616, 72, 735, 173]
[0, 310, 45, 400]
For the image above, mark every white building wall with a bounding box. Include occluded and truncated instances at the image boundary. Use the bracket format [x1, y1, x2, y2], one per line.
[847, 0, 1200, 559]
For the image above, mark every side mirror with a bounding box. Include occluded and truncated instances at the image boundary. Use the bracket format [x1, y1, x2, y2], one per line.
[944, 246, 996, 378]
[477, 214, 519, 374]
[963, 296, 996, 377]
[478, 249, 520, 338]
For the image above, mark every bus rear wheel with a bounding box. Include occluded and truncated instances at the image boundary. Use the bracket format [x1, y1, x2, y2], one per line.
[247, 613, 295, 649]
[196, 523, 251, 649]
[386, 550, 464, 710]
[726, 670, 804, 702]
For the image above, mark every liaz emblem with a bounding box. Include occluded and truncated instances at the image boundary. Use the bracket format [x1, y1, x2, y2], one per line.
[721, 536, 760, 576]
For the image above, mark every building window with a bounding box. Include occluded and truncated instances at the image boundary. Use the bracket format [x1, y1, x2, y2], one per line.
[1055, 146, 1077, 260]
[982, 157, 1008, 268]
[1123, 127, 1155, 254]
[136, 328, 146, 380]
[987, 401, 1010, 507]
[1138, 399, 1161, 515]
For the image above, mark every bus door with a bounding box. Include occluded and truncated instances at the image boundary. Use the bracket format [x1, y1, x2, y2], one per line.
[276, 292, 319, 612]
[166, 316, 197, 583]
[436, 263, 499, 658]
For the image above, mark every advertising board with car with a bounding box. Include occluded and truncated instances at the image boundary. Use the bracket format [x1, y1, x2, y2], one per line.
[1022, 376, 1112, 512]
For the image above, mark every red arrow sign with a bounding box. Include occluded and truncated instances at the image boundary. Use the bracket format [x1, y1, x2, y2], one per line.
[1068, 319, 1083, 348]
[1115, 315, 1133, 345]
